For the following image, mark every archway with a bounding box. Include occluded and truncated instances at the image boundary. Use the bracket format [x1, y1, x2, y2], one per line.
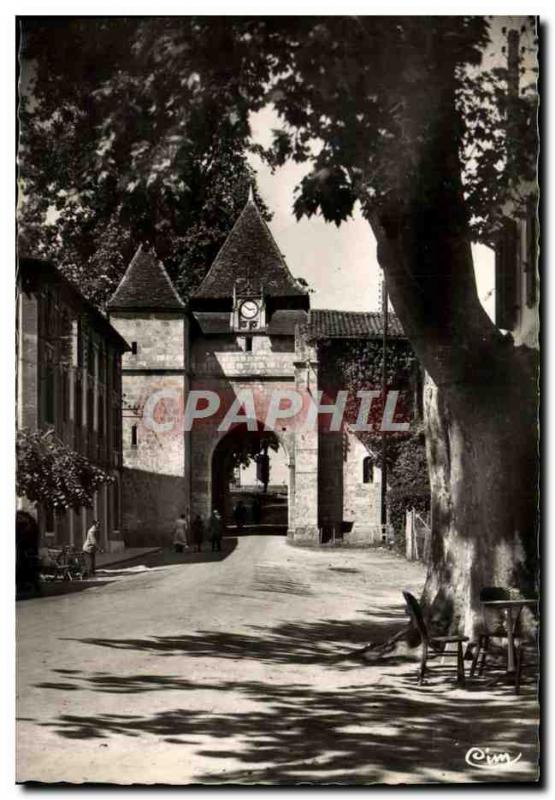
[211, 424, 289, 534]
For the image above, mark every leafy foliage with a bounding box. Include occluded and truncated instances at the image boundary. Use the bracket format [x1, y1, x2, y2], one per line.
[255, 17, 537, 240]
[16, 428, 114, 509]
[18, 18, 272, 306]
[19, 17, 537, 313]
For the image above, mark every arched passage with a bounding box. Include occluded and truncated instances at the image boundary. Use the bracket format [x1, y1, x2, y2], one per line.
[211, 423, 289, 534]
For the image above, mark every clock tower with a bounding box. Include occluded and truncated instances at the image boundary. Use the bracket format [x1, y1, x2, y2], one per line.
[231, 281, 266, 331]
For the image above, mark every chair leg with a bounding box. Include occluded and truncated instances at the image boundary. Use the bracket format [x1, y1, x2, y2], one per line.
[470, 638, 483, 677]
[515, 645, 523, 695]
[478, 636, 490, 676]
[419, 641, 428, 684]
[456, 642, 466, 686]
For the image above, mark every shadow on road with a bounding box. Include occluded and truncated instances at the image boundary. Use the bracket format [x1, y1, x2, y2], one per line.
[61, 614, 407, 667]
[16, 578, 116, 602]
[129, 537, 239, 569]
[22, 594, 540, 784]
[28, 665, 538, 783]
[16, 539, 239, 602]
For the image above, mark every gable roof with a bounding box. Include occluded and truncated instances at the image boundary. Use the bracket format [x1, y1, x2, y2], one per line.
[193, 196, 308, 299]
[18, 256, 130, 352]
[107, 245, 184, 311]
[307, 310, 405, 339]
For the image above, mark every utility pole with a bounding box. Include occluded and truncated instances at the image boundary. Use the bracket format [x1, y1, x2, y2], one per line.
[381, 277, 388, 538]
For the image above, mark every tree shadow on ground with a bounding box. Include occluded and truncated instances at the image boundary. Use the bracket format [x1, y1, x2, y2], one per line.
[61, 615, 408, 668]
[26, 604, 540, 784]
[118, 538, 239, 569]
[16, 578, 115, 602]
[30, 666, 539, 784]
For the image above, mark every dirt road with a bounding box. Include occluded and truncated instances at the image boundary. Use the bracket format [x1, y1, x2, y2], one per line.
[16, 535, 539, 784]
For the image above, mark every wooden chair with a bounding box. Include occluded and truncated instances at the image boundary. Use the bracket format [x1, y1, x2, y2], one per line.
[402, 591, 469, 686]
[469, 587, 521, 679]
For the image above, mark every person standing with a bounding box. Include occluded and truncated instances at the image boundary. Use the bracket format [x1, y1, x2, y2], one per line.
[210, 509, 223, 552]
[173, 513, 189, 554]
[82, 519, 101, 576]
[233, 500, 247, 531]
[191, 514, 204, 553]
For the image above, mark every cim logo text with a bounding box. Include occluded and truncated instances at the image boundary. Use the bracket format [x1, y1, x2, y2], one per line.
[465, 746, 522, 770]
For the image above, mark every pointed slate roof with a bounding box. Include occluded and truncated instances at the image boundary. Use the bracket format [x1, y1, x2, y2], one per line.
[107, 245, 184, 311]
[193, 196, 307, 299]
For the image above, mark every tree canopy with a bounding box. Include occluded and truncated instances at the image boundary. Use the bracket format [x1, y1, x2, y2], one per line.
[19, 16, 537, 319]
[18, 18, 272, 305]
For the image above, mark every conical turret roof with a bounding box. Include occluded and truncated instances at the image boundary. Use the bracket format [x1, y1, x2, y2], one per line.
[107, 245, 184, 311]
[193, 195, 307, 300]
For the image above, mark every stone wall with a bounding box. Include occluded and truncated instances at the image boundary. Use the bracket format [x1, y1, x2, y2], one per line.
[109, 311, 188, 545]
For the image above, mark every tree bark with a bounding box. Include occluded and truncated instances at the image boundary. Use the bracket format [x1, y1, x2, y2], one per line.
[369, 205, 538, 637]
[421, 364, 537, 638]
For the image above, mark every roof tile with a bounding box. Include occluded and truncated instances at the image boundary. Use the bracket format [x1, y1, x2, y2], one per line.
[193, 198, 307, 299]
[107, 245, 184, 310]
[307, 309, 404, 339]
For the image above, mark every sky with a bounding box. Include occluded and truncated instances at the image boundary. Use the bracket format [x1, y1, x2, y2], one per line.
[248, 105, 496, 319]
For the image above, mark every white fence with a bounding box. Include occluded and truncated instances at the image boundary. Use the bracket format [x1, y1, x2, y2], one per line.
[405, 508, 431, 562]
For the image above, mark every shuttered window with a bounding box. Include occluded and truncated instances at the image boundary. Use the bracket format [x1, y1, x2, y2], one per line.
[495, 218, 519, 330]
[525, 206, 538, 309]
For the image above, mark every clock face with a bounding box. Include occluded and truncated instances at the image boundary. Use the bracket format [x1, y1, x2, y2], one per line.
[239, 299, 259, 320]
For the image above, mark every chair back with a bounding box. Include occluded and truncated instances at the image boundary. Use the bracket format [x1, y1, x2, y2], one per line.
[402, 591, 429, 643]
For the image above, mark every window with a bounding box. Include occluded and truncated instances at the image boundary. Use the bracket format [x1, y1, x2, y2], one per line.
[87, 384, 94, 432]
[98, 347, 106, 385]
[75, 376, 83, 428]
[131, 424, 138, 447]
[112, 404, 121, 455]
[363, 457, 374, 484]
[131, 341, 138, 355]
[113, 478, 120, 530]
[98, 391, 105, 440]
[61, 369, 69, 423]
[245, 336, 253, 352]
[45, 505, 55, 534]
[525, 207, 538, 309]
[112, 353, 119, 388]
[44, 347, 55, 424]
[495, 218, 518, 330]
[87, 339, 95, 376]
[71, 319, 80, 367]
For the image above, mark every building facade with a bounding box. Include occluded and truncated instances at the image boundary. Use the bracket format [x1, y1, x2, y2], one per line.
[108, 196, 409, 547]
[17, 257, 129, 552]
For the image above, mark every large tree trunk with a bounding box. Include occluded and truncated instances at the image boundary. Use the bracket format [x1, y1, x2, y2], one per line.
[364, 48, 538, 637]
[369, 213, 538, 637]
[421, 361, 538, 638]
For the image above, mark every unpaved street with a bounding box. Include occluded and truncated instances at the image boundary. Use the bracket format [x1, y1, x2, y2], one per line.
[17, 536, 539, 785]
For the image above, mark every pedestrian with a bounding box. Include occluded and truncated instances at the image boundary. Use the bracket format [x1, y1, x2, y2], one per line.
[209, 509, 223, 552]
[82, 519, 101, 576]
[191, 514, 204, 552]
[233, 500, 247, 531]
[173, 512, 189, 554]
[251, 496, 262, 526]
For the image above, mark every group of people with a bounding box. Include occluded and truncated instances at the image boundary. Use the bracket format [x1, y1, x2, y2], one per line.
[173, 510, 223, 554]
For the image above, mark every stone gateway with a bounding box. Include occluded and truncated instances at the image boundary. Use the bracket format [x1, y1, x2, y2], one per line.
[108, 194, 405, 547]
